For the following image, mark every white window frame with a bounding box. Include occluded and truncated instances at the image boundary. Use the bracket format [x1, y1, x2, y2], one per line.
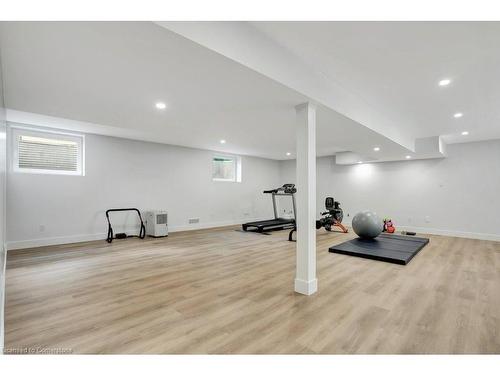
[11, 125, 85, 176]
[212, 153, 242, 183]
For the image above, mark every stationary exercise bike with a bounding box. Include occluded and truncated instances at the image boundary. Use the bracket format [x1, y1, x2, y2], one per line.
[288, 197, 348, 241]
[316, 197, 348, 233]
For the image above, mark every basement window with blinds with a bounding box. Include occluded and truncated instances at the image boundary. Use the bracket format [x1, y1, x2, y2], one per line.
[12, 127, 85, 176]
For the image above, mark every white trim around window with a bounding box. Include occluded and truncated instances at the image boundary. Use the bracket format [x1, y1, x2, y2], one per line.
[11, 125, 85, 176]
[212, 153, 242, 183]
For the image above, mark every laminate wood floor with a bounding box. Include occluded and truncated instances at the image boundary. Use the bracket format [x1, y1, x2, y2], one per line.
[5, 226, 500, 354]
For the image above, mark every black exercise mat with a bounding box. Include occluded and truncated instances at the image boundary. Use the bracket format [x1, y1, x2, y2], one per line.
[328, 233, 429, 265]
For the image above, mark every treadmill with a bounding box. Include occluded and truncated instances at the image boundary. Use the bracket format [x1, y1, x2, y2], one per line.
[242, 184, 297, 233]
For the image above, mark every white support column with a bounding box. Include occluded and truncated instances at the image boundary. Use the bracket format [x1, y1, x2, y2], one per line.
[294, 102, 317, 295]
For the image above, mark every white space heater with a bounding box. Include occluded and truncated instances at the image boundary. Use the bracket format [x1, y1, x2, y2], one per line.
[145, 210, 169, 237]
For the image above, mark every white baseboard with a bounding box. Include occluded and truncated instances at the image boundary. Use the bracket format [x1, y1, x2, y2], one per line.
[6, 233, 107, 251]
[397, 225, 500, 242]
[294, 278, 318, 295]
[342, 221, 500, 242]
[168, 217, 266, 233]
[7, 219, 500, 251]
[5, 217, 269, 251]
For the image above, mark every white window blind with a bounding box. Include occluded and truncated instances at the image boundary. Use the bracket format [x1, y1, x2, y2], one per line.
[18, 135, 78, 171]
[12, 127, 84, 176]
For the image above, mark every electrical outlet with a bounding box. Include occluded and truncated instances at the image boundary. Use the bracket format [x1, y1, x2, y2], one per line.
[425, 216, 431, 223]
[188, 218, 200, 224]
[39, 224, 46, 233]
[243, 212, 250, 217]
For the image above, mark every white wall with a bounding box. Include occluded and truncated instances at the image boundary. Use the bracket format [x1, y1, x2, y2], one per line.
[0, 46, 7, 352]
[280, 140, 500, 241]
[6, 130, 281, 250]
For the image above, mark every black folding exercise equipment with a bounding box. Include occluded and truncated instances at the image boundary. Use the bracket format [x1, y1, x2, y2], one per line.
[106, 208, 146, 243]
[242, 184, 297, 233]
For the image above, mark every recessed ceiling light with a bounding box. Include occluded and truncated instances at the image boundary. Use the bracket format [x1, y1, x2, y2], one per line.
[286, 152, 291, 156]
[406, 155, 412, 159]
[453, 112, 463, 118]
[461, 131, 469, 136]
[439, 79, 451, 86]
[357, 161, 363, 164]
[373, 147, 380, 152]
[155, 102, 166, 110]
[219, 139, 226, 144]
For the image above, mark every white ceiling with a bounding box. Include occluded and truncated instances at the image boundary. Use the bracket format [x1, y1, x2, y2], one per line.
[1, 21, 499, 161]
[250, 21, 500, 145]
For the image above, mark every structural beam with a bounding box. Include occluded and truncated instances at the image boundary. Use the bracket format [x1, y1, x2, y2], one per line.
[158, 21, 416, 151]
[295, 102, 317, 295]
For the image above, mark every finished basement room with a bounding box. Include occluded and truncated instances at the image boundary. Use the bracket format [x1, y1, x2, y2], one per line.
[0, 20, 499, 357]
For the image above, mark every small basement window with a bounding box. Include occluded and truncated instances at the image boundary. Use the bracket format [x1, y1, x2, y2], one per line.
[12, 127, 85, 176]
[212, 154, 241, 182]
